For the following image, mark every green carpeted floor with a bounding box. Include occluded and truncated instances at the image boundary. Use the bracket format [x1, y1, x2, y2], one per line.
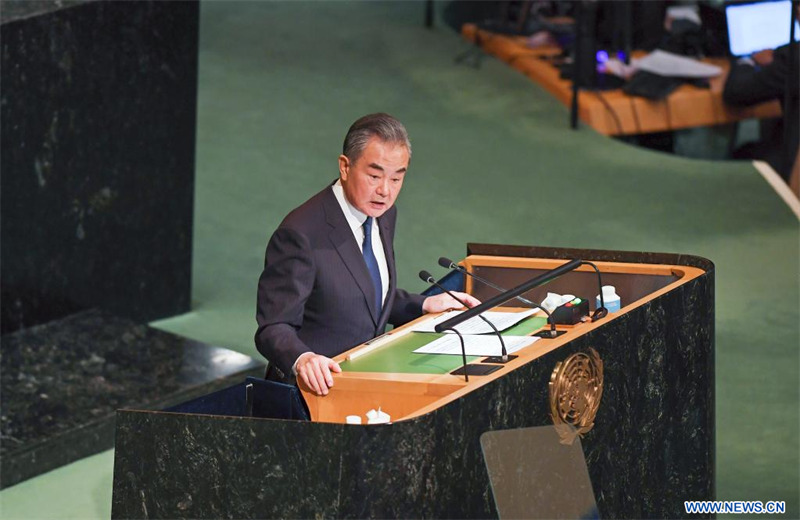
[1, 1, 797, 518]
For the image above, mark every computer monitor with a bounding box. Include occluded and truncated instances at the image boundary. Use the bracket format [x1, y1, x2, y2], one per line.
[726, 0, 800, 57]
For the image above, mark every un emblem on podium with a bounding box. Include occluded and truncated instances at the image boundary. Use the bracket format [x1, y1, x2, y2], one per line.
[549, 347, 604, 445]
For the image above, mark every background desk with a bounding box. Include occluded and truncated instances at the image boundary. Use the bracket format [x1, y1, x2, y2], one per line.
[461, 24, 782, 136]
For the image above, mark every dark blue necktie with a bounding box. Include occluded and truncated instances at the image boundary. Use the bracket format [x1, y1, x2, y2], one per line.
[362, 217, 382, 315]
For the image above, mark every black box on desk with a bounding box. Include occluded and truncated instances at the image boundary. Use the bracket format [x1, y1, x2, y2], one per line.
[552, 297, 590, 325]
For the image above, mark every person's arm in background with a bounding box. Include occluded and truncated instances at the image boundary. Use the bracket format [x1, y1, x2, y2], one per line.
[723, 45, 790, 106]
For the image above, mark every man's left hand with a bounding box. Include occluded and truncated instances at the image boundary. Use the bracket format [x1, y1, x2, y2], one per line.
[422, 292, 481, 314]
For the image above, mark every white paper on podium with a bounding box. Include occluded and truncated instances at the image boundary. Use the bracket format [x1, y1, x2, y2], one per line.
[411, 309, 538, 335]
[413, 335, 538, 357]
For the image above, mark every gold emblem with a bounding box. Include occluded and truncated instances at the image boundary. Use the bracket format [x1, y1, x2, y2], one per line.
[549, 348, 603, 444]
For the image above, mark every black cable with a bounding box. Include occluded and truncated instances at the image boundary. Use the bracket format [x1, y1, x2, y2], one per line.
[707, 88, 720, 126]
[446, 327, 469, 382]
[784, 1, 798, 173]
[424, 0, 434, 29]
[580, 261, 608, 320]
[664, 95, 672, 130]
[629, 96, 642, 134]
[570, 1, 583, 130]
[593, 90, 624, 135]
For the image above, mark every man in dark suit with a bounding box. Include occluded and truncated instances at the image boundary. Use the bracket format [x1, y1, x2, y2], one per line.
[255, 113, 478, 396]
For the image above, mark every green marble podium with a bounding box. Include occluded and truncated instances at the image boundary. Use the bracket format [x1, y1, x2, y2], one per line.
[111, 245, 715, 519]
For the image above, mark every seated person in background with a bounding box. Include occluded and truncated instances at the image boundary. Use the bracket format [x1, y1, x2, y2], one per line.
[255, 113, 479, 396]
[723, 27, 799, 182]
[526, 1, 669, 51]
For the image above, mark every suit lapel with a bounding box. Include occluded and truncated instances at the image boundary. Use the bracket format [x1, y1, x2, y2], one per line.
[322, 188, 380, 325]
[376, 212, 396, 330]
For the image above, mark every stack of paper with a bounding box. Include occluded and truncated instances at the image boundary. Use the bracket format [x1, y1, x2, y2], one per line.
[411, 309, 538, 335]
[413, 335, 539, 357]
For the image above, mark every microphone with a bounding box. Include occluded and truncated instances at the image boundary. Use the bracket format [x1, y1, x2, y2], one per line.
[419, 270, 470, 380]
[581, 261, 608, 320]
[436, 259, 583, 333]
[419, 271, 513, 363]
[438, 257, 563, 339]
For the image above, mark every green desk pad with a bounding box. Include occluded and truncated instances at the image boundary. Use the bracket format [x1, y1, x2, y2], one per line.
[340, 316, 548, 374]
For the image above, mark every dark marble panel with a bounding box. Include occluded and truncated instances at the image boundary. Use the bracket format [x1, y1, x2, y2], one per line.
[111, 250, 714, 518]
[0, 0, 95, 24]
[113, 412, 343, 519]
[0, 0, 199, 333]
[0, 310, 264, 489]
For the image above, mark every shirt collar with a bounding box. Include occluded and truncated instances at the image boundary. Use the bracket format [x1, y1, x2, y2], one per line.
[332, 179, 369, 234]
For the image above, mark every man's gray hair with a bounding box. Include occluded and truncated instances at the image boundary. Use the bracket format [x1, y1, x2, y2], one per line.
[342, 113, 412, 164]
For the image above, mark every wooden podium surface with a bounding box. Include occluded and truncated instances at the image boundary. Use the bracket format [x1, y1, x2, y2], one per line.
[461, 24, 782, 136]
[300, 254, 705, 424]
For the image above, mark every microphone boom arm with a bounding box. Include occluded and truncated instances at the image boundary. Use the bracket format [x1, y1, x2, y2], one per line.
[441, 257, 559, 336]
[435, 259, 583, 333]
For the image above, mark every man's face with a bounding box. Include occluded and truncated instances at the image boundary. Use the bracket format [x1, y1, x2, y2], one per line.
[338, 137, 408, 218]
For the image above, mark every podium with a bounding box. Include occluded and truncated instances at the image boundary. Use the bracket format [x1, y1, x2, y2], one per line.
[111, 244, 714, 519]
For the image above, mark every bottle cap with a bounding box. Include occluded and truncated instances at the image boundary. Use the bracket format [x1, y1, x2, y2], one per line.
[602, 285, 618, 298]
[366, 407, 391, 424]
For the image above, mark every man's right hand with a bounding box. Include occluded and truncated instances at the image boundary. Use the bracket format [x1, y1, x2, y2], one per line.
[295, 353, 341, 396]
[752, 49, 774, 67]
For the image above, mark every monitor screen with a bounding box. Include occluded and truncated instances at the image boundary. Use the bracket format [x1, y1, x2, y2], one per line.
[726, 0, 800, 56]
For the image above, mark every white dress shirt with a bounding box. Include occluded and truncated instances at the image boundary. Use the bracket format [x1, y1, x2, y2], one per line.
[331, 179, 390, 306]
[292, 180, 390, 374]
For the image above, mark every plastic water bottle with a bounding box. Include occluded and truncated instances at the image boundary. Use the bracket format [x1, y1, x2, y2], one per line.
[596, 285, 621, 313]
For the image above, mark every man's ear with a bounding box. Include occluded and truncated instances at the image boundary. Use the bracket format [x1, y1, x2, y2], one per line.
[338, 154, 350, 182]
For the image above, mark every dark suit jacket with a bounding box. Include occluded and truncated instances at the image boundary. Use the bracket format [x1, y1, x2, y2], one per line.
[255, 184, 426, 377]
[723, 43, 798, 106]
[723, 43, 799, 179]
